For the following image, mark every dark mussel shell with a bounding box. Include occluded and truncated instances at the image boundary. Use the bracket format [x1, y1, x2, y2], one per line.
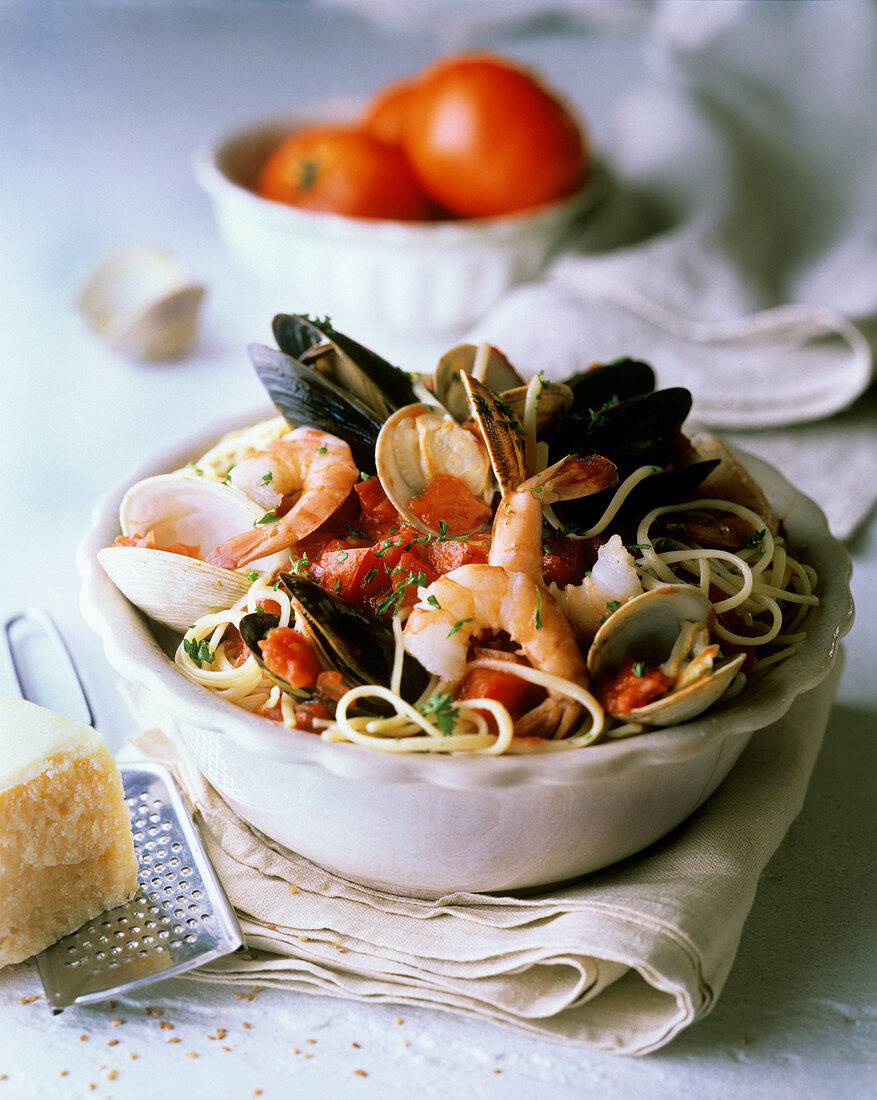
[563, 357, 656, 419]
[272, 314, 420, 417]
[249, 342, 382, 474]
[239, 609, 309, 697]
[280, 574, 431, 711]
[549, 387, 693, 474]
[552, 457, 721, 536]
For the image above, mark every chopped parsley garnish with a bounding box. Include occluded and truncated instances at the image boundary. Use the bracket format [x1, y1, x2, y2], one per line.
[426, 594, 441, 609]
[606, 600, 622, 612]
[654, 538, 675, 553]
[247, 569, 259, 582]
[316, 446, 328, 455]
[184, 638, 215, 668]
[254, 511, 278, 525]
[289, 552, 310, 575]
[535, 588, 543, 630]
[743, 528, 767, 549]
[359, 471, 371, 481]
[447, 617, 473, 637]
[363, 567, 378, 585]
[418, 692, 460, 736]
[633, 661, 646, 677]
[261, 471, 273, 485]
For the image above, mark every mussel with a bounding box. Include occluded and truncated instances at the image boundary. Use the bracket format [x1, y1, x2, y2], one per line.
[273, 313, 420, 416]
[249, 342, 383, 474]
[587, 585, 746, 726]
[563, 357, 656, 417]
[240, 575, 430, 712]
[549, 387, 693, 473]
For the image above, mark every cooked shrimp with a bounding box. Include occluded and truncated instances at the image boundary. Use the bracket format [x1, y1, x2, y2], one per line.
[550, 534, 643, 640]
[207, 427, 358, 569]
[403, 563, 597, 739]
[489, 453, 616, 575]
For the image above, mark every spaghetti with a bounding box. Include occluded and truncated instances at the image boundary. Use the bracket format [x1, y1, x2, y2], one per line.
[150, 339, 821, 756]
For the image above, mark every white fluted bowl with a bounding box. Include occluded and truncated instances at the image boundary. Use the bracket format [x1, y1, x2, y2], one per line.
[194, 109, 606, 337]
[79, 411, 853, 897]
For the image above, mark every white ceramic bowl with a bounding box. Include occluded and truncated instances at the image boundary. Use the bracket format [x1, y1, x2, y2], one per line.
[193, 109, 605, 336]
[79, 412, 854, 898]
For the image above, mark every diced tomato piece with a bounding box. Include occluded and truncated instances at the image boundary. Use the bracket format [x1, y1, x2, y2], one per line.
[408, 473, 491, 535]
[354, 476, 403, 539]
[425, 530, 491, 574]
[221, 626, 250, 668]
[540, 533, 601, 588]
[596, 657, 672, 715]
[311, 545, 375, 601]
[292, 700, 332, 731]
[257, 700, 285, 722]
[455, 666, 544, 721]
[311, 538, 436, 619]
[113, 531, 201, 559]
[258, 627, 322, 689]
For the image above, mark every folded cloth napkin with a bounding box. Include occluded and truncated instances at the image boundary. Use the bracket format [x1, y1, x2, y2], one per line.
[128, 655, 841, 1056]
[467, 0, 877, 538]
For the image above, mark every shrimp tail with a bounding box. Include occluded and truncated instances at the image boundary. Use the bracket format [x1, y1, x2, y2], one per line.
[207, 523, 289, 569]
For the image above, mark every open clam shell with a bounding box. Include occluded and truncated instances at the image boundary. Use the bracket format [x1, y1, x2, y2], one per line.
[433, 343, 525, 421]
[98, 474, 288, 632]
[375, 403, 494, 535]
[78, 246, 205, 361]
[587, 585, 745, 726]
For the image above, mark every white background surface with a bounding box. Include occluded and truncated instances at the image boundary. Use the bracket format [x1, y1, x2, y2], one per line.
[0, 3, 874, 1097]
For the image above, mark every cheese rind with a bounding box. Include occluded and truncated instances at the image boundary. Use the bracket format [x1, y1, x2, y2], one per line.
[0, 698, 138, 967]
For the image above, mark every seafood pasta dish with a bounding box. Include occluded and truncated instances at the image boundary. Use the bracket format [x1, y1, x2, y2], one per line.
[99, 315, 819, 756]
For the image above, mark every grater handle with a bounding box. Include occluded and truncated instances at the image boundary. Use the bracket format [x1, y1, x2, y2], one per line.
[3, 607, 96, 728]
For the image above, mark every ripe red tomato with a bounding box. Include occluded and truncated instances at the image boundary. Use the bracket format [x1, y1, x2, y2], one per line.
[361, 76, 417, 146]
[402, 54, 588, 218]
[255, 124, 437, 221]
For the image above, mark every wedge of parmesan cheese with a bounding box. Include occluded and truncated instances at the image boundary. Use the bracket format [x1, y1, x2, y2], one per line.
[0, 698, 138, 967]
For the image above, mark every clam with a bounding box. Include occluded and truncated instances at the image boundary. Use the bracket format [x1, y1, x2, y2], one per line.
[240, 576, 430, 712]
[587, 585, 746, 726]
[433, 343, 525, 421]
[497, 379, 575, 436]
[98, 474, 288, 632]
[375, 403, 494, 535]
[78, 246, 205, 361]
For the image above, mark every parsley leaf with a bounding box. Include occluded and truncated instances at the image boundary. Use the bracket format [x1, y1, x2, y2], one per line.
[418, 692, 460, 736]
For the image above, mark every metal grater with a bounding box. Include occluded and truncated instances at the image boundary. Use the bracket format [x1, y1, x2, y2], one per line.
[3, 609, 244, 1009]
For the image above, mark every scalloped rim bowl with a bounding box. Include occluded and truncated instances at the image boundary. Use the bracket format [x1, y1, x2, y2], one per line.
[193, 107, 607, 335]
[79, 410, 854, 897]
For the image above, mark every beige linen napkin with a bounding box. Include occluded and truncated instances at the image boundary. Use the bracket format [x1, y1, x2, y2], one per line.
[128, 656, 842, 1056]
[467, 1, 877, 539]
